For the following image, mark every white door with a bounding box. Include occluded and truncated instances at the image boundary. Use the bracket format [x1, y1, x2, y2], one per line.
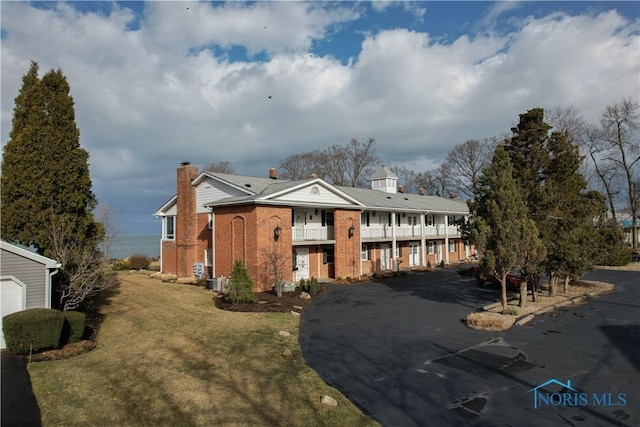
[380, 244, 390, 270]
[294, 248, 310, 282]
[1, 276, 27, 349]
[409, 243, 419, 267]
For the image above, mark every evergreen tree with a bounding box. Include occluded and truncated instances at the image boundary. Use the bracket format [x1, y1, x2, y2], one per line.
[505, 108, 552, 221]
[469, 146, 543, 311]
[1, 62, 99, 256]
[226, 260, 257, 303]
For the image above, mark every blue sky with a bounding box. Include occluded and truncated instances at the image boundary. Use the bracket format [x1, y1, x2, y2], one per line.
[1, 1, 639, 234]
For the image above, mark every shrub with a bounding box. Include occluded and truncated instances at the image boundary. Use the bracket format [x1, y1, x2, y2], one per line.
[61, 311, 86, 345]
[226, 260, 257, 303]
[439, 260, 445, 268]
[3, 308, 65, 355]
[128, 254, 151, 270]
[346, 276, 353, 283]
[299, 278, 308, 292]
[427, 260, 432, 269]
[111, 259, 131, 271]
[308, 277, 320, 296]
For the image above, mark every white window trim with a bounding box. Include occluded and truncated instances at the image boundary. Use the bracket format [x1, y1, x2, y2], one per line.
[164, 216, 175, 240]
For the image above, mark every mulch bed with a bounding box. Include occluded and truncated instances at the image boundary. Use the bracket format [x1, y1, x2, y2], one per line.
[214, 288, 324, 313]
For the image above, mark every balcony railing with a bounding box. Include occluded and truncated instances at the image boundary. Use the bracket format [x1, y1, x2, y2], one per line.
[292, 226, 334, 241]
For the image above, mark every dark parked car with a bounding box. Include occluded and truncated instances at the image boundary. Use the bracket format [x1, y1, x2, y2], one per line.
[475, 267, 524, 290]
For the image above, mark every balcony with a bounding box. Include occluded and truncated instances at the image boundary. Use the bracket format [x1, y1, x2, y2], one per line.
[292, 226, 334, 242]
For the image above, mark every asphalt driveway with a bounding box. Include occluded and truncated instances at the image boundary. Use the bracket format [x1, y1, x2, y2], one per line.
[299, 268, 639, 427]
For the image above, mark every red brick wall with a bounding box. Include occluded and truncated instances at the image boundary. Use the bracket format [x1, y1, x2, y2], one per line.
[161, 240, 177, 274]
[176, 164, 199, 277]
[214, 205, 293, 291]
[334, 210, 360, 280]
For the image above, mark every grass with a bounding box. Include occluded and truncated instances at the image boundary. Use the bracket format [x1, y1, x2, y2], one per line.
[27, 272, 378, 427]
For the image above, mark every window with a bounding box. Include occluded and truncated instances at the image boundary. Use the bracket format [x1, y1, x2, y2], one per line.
[205, 249, 213, 267]
[425, 215, 434, 226]
[448, 215, 457, 225]
[322, 210, 334, 226]
[164, 216, 175, 240]
[361, 244, 370, 261]
[427, 241, 435, 254]
[449, 240, 456, 252]
[323, 247, 334, 264]
[408, 216, 417, 226]
[361, 212, 370, 226]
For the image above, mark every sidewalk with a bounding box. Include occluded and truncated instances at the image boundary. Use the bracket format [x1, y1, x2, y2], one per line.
[1, 351, 42, 427]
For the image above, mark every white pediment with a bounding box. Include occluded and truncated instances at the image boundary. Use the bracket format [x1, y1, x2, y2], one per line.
[264, 180, 361, 207]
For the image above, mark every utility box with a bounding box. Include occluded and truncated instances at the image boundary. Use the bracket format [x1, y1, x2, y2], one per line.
[282, 282, 296, 293]
[216, 276, 229, 292]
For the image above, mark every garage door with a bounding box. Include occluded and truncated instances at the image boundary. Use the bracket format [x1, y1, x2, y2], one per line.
[1, 276, 27, 349]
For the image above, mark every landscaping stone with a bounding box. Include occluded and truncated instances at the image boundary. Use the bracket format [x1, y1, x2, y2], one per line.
[257, 300, 267, 304]
[281, 349, 293, 359]
[320, 395, 338, 407]
[279, 330, 291, 337]
[293, 305, 303, 310]
[290, 311, 300, 316]
[299, 292, 311, 300]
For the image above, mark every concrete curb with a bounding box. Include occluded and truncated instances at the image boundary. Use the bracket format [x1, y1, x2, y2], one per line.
[513, 288, 609, 327]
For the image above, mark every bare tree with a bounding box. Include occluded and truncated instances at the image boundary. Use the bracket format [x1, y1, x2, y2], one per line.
[95, 205, 123, 260]
[279, 151, 321, 180]
[391, 164, 418, 193]
[584, 98, 640, 249]
[259, 241, 289, 297]
[443, 138, 495, 198]
[545, 105, 587, 144]
[344, 138, 380, 187]
[204, 161, 236, 174]
[319, 144, 348, 186]
[49, 213, 117, 311]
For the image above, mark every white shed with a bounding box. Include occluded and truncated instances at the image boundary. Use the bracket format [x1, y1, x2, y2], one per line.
[0, 240, 61, 348]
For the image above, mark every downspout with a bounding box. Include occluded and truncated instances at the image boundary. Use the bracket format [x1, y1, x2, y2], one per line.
[421, 212, 427, 267]
[48, 264, 61, 309]
[444, 215, 450, 265]
[391, 212, 397, 271]
[359, 208, 365, 278]
[210, 207, 216, 278]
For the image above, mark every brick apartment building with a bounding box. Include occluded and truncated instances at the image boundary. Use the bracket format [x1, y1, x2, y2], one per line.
[154, 162, 471, 291]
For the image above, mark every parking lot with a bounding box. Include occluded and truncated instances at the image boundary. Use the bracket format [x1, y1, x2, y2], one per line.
[300, 268, 639, 427]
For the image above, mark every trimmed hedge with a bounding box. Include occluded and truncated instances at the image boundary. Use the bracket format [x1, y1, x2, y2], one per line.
[3, 308, 65, 355]
[61, 311, 86, 345]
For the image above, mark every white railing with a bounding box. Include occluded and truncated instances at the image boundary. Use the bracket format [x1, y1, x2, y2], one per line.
[361, 226, 392, 240]
[292, 227, 334, 241]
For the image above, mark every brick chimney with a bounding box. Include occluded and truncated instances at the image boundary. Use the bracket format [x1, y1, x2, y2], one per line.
[176, 162, 199, 278]
[398, 185, 404, 193]
[419, 188, 424, 196]
[309, 173, 318, 179]
[269, 168, 278, 179]
[449, 192, 457, 199]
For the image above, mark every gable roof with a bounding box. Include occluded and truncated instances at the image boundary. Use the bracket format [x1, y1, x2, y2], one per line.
[0, 240, 62, 269]
[156, 169, 470, 215]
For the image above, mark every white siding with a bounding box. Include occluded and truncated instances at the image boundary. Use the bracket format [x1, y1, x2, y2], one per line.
[273, 184, 354, 206]
[0, 249, 49, 309]
[196, 177, 249, 213]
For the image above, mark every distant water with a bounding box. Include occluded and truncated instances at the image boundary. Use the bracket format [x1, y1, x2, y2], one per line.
[106, 234, 161, 260]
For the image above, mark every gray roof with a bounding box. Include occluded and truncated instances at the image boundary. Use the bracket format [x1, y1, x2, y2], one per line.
[337, 186, 469, 214]
[370, 165, 397, 180]
[202, 172, 468, 214]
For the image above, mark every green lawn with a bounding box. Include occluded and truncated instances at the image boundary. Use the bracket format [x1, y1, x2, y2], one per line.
[28, 272, 377, 426]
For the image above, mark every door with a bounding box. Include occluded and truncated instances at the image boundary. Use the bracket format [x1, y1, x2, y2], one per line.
[409, 243, 419, 267]
[294, 248, 310, 282]
[380, 244, 390, 270]
[1, 276, 27, 348]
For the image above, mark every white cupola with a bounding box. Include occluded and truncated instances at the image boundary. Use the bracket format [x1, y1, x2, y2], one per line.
[370, 165, 397, 193]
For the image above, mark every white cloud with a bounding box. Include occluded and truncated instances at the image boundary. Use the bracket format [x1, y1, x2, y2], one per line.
[1, 2, 638, 233]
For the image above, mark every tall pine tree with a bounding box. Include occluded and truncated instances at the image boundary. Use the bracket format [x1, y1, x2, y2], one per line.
[470, 146, 543, 311]
[1, 62, 100, 256]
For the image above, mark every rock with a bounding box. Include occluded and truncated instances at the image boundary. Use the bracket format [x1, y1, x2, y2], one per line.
[299, 292, 311, 300]
[293, 305, 303, 310]
[290, 311, 300, 316]
[279, 330, 291, 337]
[320, 395, 338, 407]
[281, 349, 293, 359]
[257, 300, 267, 304]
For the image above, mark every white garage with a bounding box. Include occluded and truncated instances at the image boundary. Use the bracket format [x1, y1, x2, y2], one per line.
[0, 241, 61, 349]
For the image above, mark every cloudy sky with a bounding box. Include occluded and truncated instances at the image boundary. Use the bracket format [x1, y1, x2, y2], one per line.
[1, 1, 639, 234]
